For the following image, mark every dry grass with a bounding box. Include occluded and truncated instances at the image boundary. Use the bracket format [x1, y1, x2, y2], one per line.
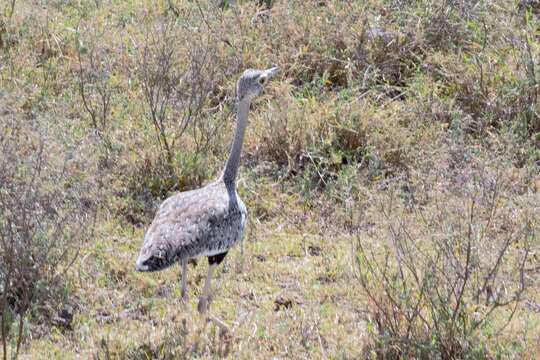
[1, 0, 539, 358]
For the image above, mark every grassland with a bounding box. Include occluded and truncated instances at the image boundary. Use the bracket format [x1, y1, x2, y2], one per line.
[1, 0, 539, 359]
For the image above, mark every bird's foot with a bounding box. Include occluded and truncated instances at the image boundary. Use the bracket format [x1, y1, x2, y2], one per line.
[197, 296, 208, 314]
[181, 290, 188, 303]
[198, 294, 214, 314]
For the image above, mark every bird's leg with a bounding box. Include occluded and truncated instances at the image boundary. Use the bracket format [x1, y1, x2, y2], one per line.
[198, 263, 216, 314]
[198, 253, 227, 314]
[180, 258, 188, 302]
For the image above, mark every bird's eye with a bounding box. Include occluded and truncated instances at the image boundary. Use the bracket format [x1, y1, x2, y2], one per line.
[259, 76, 267, 85]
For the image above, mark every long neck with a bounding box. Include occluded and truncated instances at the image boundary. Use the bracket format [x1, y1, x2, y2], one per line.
[223, 98, 250, 186]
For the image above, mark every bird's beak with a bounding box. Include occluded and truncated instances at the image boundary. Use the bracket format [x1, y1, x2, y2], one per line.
[265, 67, 279, 79]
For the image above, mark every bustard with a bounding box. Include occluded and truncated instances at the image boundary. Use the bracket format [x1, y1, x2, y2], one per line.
[135, 67, 279, 313]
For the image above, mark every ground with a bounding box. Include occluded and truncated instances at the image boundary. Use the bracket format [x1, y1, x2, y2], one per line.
[1, 0, 539, 359]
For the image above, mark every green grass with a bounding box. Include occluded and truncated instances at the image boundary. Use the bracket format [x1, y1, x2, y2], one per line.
[1, 0, 539, 358]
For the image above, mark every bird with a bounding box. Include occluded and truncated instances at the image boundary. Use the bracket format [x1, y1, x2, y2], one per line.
[135, 67, 279, 314]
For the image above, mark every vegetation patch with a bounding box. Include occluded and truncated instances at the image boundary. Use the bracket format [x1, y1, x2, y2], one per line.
[1, 0, 539, 358]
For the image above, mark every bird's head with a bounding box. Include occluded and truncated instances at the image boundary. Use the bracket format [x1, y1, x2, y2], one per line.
[237, 67, 279, 102]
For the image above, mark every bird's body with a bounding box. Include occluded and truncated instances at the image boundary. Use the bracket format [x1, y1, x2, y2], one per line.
[139, 179, 246, 271]
[135, 67, 278, 313]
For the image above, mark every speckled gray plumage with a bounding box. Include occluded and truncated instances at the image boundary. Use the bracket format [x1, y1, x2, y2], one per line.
[138, 180, 246, 271]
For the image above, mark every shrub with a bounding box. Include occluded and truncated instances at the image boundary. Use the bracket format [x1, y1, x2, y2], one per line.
[0, 114, 94, 359]
[104, 17, 231, 224]
[357, 161, 534, 359]
[76, 28, 121, 161]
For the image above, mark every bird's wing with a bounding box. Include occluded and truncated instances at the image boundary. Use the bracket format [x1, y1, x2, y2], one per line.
[142, 182, 231, 259]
